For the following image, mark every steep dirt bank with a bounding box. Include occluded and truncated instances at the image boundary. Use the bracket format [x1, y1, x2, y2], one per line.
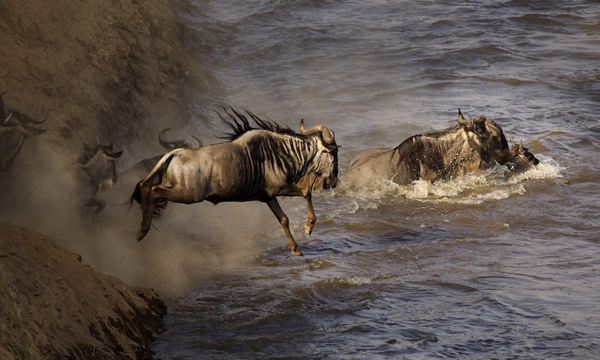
[0, 222, 167, 359]
[0, 0, 217, 358]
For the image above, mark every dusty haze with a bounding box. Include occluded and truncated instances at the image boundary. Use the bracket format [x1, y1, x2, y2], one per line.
[0, 0, 264, 357]
[0, 0, 262, 296]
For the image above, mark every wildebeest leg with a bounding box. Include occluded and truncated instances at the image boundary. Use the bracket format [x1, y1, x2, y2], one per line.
[84, 198, 106, 216]
[303, 192, 317, 236]
[267, 198, 303, 256]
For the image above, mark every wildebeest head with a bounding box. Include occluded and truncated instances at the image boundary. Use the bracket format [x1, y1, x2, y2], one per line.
[0, 93, 48, 172]
[77, 143, 123, 213]
[80, 143, 123, 188]
[507, 136, 539, 169]
[120, 129, 204, 182]
[158, 128, 203, 150]
[457, 109, 510, 167]
[299, 119, 340, 190]
[76, 142, 123, 214]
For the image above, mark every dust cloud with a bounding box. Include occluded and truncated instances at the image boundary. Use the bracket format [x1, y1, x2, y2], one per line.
[0, 128, 282, 296]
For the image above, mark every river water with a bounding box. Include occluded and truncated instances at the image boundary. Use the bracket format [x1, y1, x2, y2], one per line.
[152, 0, 600, 358]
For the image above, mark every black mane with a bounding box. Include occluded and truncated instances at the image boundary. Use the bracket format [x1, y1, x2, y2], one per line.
[217, 108, 301, 141]
[423, 124, 461, 139]
[392, 134, 423, 157]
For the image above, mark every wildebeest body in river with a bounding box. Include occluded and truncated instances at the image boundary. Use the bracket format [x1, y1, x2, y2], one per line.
[131, 109, 339, 256]
[343, 110, 539, 189]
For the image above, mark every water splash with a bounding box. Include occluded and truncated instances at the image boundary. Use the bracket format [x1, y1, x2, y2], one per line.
[337, 155, 564, 210]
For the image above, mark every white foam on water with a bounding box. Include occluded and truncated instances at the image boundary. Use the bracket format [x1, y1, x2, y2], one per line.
[337, 155, 564, 209]
[327, 275, 373, 286]
[507, 154, 565, 183]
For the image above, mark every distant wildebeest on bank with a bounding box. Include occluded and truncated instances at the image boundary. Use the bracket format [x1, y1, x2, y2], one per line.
[343, 110, 539, 189]
[75, 142, 123, 215]
[130, 109, 340, 256]
[0, 92, 48, 172]
[128, 128, 203, 175]
[158, 128, 203, 151]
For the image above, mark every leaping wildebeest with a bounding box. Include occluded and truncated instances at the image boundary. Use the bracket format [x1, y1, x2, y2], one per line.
[130, 109, 340, 256]
[0, 92, 48, 172]
[75, 142, 123, 215]
[343, 109, 538, 189]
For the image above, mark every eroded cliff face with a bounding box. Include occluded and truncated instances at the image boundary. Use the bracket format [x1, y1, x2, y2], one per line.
[0, 0, 215, 358]
[0, 221, 167, 359]
[0, 0, 215, 151]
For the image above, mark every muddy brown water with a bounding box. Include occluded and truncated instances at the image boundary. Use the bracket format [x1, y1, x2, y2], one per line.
[152, 1, 600, 358]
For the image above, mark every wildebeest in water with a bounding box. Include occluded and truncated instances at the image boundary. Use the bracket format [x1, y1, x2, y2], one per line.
[500, 135, 540, 171]
[343, 109, 539, 189]
[130, 109, 340, 256]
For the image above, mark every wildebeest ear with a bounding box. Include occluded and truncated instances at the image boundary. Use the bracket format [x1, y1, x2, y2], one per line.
[1, 113, 18, 127]
[22, 126, 47, 136]
[83, 143, 95, 153]
[107, 150, 123, 159]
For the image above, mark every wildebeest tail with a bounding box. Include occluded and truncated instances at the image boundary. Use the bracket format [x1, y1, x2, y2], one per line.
[128, 152, 175, 219]
[129, 181, 143, 207]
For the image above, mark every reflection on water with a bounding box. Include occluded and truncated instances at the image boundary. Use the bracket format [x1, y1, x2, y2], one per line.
[155, 0, 600, 358]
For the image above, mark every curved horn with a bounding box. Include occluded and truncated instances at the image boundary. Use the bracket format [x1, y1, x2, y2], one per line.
[20, 107, 48, 125]
[21, 125, 47, 136]
[2, 113, 18, 127]
[457, 109, 472, 128]
[300, 121, 327, 135]
[158, 128, 181, 149]
[192, 135, 203, 148]
[300, 120, 336, 145]
[509, 134, 516, 147]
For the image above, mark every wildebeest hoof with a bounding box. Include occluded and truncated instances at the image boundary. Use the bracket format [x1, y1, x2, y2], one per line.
[291, 246, 304, 256]
[304, 222, 315, 236]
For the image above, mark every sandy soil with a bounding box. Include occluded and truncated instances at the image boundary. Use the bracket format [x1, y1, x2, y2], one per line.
[0, 221, 166, 359]
[0, 0, 216, 358]
[0, 0, 215, 149]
